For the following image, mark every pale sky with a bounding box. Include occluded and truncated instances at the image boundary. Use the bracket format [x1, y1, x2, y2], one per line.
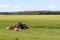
[0, 0, 60, 12]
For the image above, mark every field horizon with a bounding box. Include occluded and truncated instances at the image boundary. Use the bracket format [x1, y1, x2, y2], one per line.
[0, 15, 60, 40]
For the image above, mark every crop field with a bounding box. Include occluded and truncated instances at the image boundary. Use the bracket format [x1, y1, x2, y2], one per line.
[0, 15, 60, 40]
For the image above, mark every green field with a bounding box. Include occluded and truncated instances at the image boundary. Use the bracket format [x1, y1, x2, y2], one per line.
[0, 15, 60, 40]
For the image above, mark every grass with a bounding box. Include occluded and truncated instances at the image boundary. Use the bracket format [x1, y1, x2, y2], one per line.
[0, 15, 60, 40]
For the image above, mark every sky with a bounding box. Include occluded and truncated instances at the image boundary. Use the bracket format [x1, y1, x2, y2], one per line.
[0, 0, 60, 12]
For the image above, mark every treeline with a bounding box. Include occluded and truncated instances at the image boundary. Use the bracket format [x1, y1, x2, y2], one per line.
[0, 11, 60, 15]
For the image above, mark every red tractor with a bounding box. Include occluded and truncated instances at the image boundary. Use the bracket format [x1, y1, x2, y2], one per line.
[6, 22, 32, 31]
